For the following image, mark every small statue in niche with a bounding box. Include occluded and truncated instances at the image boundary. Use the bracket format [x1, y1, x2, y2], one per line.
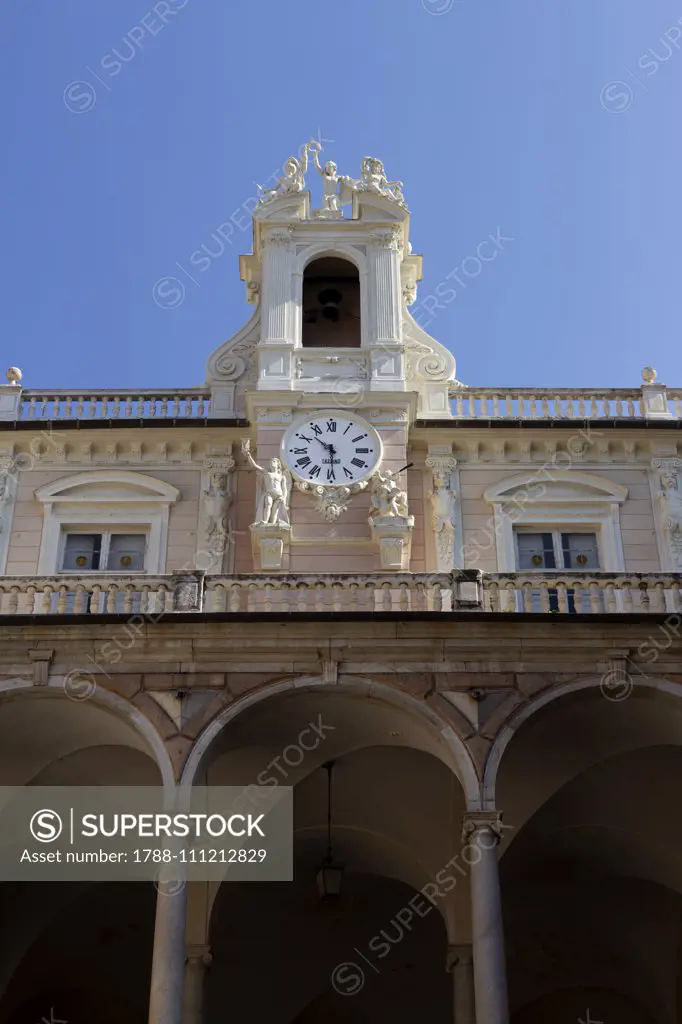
[241, 439, 290, 527]
[369, 469, 409, 519]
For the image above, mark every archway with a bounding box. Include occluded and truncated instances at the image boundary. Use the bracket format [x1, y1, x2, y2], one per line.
[0, 683, 172, 1024]
[186, 680, 478, 1022]
[488, 682, 682, 1023]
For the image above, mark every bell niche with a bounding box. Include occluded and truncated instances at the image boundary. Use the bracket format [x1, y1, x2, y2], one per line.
[206, 141, 458, 418]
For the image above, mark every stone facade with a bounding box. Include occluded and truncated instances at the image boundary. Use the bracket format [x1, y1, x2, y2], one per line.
[0, 147, 681, 1024]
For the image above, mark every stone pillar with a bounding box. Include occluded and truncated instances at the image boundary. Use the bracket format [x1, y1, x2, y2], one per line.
[258, 228, 295, 389]
[148, 876, 188, 1024]
[462, 811, 509, 1024]
[182, 945, 212, 1024]
[368, 227, 404, 390]
[446, 944, 475, 1024]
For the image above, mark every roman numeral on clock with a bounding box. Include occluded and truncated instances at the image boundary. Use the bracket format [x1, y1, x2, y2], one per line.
[310, 465, 321, 478]
[296, 457, 311, 468]
[351, 457, 366, 468]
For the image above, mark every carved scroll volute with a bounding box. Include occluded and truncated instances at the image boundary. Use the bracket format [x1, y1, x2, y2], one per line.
[425, 455, 458, 571]
[198, 455, 236, 573]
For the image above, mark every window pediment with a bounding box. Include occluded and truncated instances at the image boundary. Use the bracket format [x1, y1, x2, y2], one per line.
[35, 471, 179, 506]
[484, 470, 628, 507]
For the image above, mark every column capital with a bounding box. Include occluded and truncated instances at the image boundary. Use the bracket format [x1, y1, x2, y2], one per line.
[461, 810, 505, 845]
[446, 942, 473, 972]
[186, 943, 212, 968]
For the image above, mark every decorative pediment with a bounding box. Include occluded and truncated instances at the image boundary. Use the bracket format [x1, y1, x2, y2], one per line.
[35, 471, 180, 505]
[484, 471, 628, 506]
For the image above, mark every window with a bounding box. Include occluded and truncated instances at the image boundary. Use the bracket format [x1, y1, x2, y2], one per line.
[34, 471, 179, 576]
[61, 531, 147, 572]
[516, 530, 600, 612]
[516, 532, 600, 571]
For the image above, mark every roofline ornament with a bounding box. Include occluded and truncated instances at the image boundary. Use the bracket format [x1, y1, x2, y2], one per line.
[257, 143, 408, 214]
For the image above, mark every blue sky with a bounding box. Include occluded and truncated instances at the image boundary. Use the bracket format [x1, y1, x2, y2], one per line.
[1, 0, 681, 391]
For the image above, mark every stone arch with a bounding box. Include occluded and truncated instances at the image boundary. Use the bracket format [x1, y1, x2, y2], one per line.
[0, 676, 176, 791]
[482, 674, 682, 809]
[180, 674, 481, 809]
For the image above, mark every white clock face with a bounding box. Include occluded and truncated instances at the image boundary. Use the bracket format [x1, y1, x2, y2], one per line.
[282, 412, 382, 485]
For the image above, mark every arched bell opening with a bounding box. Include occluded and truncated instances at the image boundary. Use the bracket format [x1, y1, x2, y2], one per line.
[302, 258, 361, 348]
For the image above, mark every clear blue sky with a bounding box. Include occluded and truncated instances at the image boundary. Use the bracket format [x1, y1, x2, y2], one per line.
[2, 0, 681, 391]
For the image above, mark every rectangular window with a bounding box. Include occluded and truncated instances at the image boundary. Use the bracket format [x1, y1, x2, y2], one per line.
[61, 531, 147, 572]
[515, 530, 600, 612]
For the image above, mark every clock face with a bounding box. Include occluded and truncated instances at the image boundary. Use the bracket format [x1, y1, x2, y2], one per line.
[282, 412, 382, 485]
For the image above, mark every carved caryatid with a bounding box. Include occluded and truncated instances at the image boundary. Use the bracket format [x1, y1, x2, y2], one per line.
[241, 439, 291, 527]
[426, 456, 458, 571]
[199, 456, 235, 571]
[655, 460, 682, 567]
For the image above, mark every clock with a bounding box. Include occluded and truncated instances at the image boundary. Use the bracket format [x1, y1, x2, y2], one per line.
[281, 410, 382, 485]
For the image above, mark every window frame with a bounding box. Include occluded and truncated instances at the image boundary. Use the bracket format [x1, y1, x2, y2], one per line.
[513, 527, 602, 572]
[34, 471, 180, 575]
[483, 470, 628, 573]
[58, 526, 149, 574]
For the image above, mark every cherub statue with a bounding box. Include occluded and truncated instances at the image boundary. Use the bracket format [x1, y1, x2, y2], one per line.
[345, 157, 407, 208]
[370, 469, 409, 519]
[257, 141, 318, 204]
[241, 439, 290, 527]
[309, 144, 347, 218]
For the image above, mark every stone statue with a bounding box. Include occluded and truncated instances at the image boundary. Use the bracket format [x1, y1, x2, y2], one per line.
[658, 470, 682, 565]
[257, 141, 318, 204]
[241, 439, 290, 527]
[426, 459, 458, 570]
[369, 469, 409, 519]
[344, 156, 407, 208]
[203, 472, 232, 561]
[309, 145, 346, 219]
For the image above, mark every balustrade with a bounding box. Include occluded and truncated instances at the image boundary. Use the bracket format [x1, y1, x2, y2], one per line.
[449, 387, 682, 420]
[18, 390, 211, 421]
[0, 571, 680, 616]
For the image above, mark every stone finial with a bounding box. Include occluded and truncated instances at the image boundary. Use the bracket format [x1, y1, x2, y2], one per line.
[6, 367, 22, 385]
[642, 366, 657, 384]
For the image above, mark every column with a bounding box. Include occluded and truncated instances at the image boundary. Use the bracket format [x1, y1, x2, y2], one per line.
[148, 875, 188, 1024]
[462, 811, 509, 1024]
[446, 943, 475, 1024]
[182, 945, 212, 1024]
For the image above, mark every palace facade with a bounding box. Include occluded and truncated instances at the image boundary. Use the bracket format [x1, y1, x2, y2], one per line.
[0, 145, 681, 1024]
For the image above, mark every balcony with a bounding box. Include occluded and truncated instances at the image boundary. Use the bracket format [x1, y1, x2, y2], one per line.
[0, 571, 680, 617]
